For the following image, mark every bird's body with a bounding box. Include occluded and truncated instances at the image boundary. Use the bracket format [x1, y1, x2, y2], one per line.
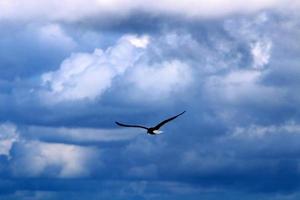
[147, 127, 162, 135]
[115, 111, 185, 135]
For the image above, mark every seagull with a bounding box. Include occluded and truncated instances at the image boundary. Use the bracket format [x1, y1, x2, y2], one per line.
[115, 111, 185, 135]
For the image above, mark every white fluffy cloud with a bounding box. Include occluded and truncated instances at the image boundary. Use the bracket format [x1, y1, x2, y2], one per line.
[127, 60, 192, 101]
[251, 39, 272, 69]
[0, 123, 19, 158]
[11, 141, 98, 178]
[40, 35, 147, 102]
[0, 0, 299, 22]
[40, 34, 193, 103]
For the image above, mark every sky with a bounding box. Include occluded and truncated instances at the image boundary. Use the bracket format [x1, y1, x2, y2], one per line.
[0, 0, 300, 199]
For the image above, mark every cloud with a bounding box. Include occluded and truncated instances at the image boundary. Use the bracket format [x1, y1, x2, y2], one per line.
[0, 0, 299, 23]
[251, 39, 272, 69]
[0, 23, 77, 80]
[11, 141, 99, 178]
[24, 125, 139, 144]
[126, 60, 192, 101]
[39, 33, 193, 104]
[37, 24, 77, 50]
[0, 0, 100, 22]
[40, 35, 148, 103]
[229, 121, 300, 139]
[1, 5, 300, 200]
[205, 70, 272, 104]
[0, 123, 18, 158]
[125, 35, 149, 48]
[224, 13, 275, 69]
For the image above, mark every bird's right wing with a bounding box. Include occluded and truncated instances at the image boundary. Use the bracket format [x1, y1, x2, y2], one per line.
[115, 122, 148, 130]
[154, 111, 186, 130]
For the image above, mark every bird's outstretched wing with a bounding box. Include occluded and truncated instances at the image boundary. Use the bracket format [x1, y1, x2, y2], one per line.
[154, 111, 186, 130]
[115, 122, 148, 130]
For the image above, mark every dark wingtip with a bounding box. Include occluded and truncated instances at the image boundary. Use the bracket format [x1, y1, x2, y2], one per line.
[115, 121, 121, 126]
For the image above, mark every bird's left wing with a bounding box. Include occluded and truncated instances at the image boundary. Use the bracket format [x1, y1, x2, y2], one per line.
[154, 111, 186, 130]
[115, 122, 148, 130]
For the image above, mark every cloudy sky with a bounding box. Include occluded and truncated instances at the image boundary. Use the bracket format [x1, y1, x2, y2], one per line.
[1, 0, 300, 199]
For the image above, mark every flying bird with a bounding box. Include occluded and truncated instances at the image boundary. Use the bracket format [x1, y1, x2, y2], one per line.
[115, 111, 185, 135]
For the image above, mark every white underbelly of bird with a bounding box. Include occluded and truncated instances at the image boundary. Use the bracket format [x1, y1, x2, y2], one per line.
[153, 130, 163, 134]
